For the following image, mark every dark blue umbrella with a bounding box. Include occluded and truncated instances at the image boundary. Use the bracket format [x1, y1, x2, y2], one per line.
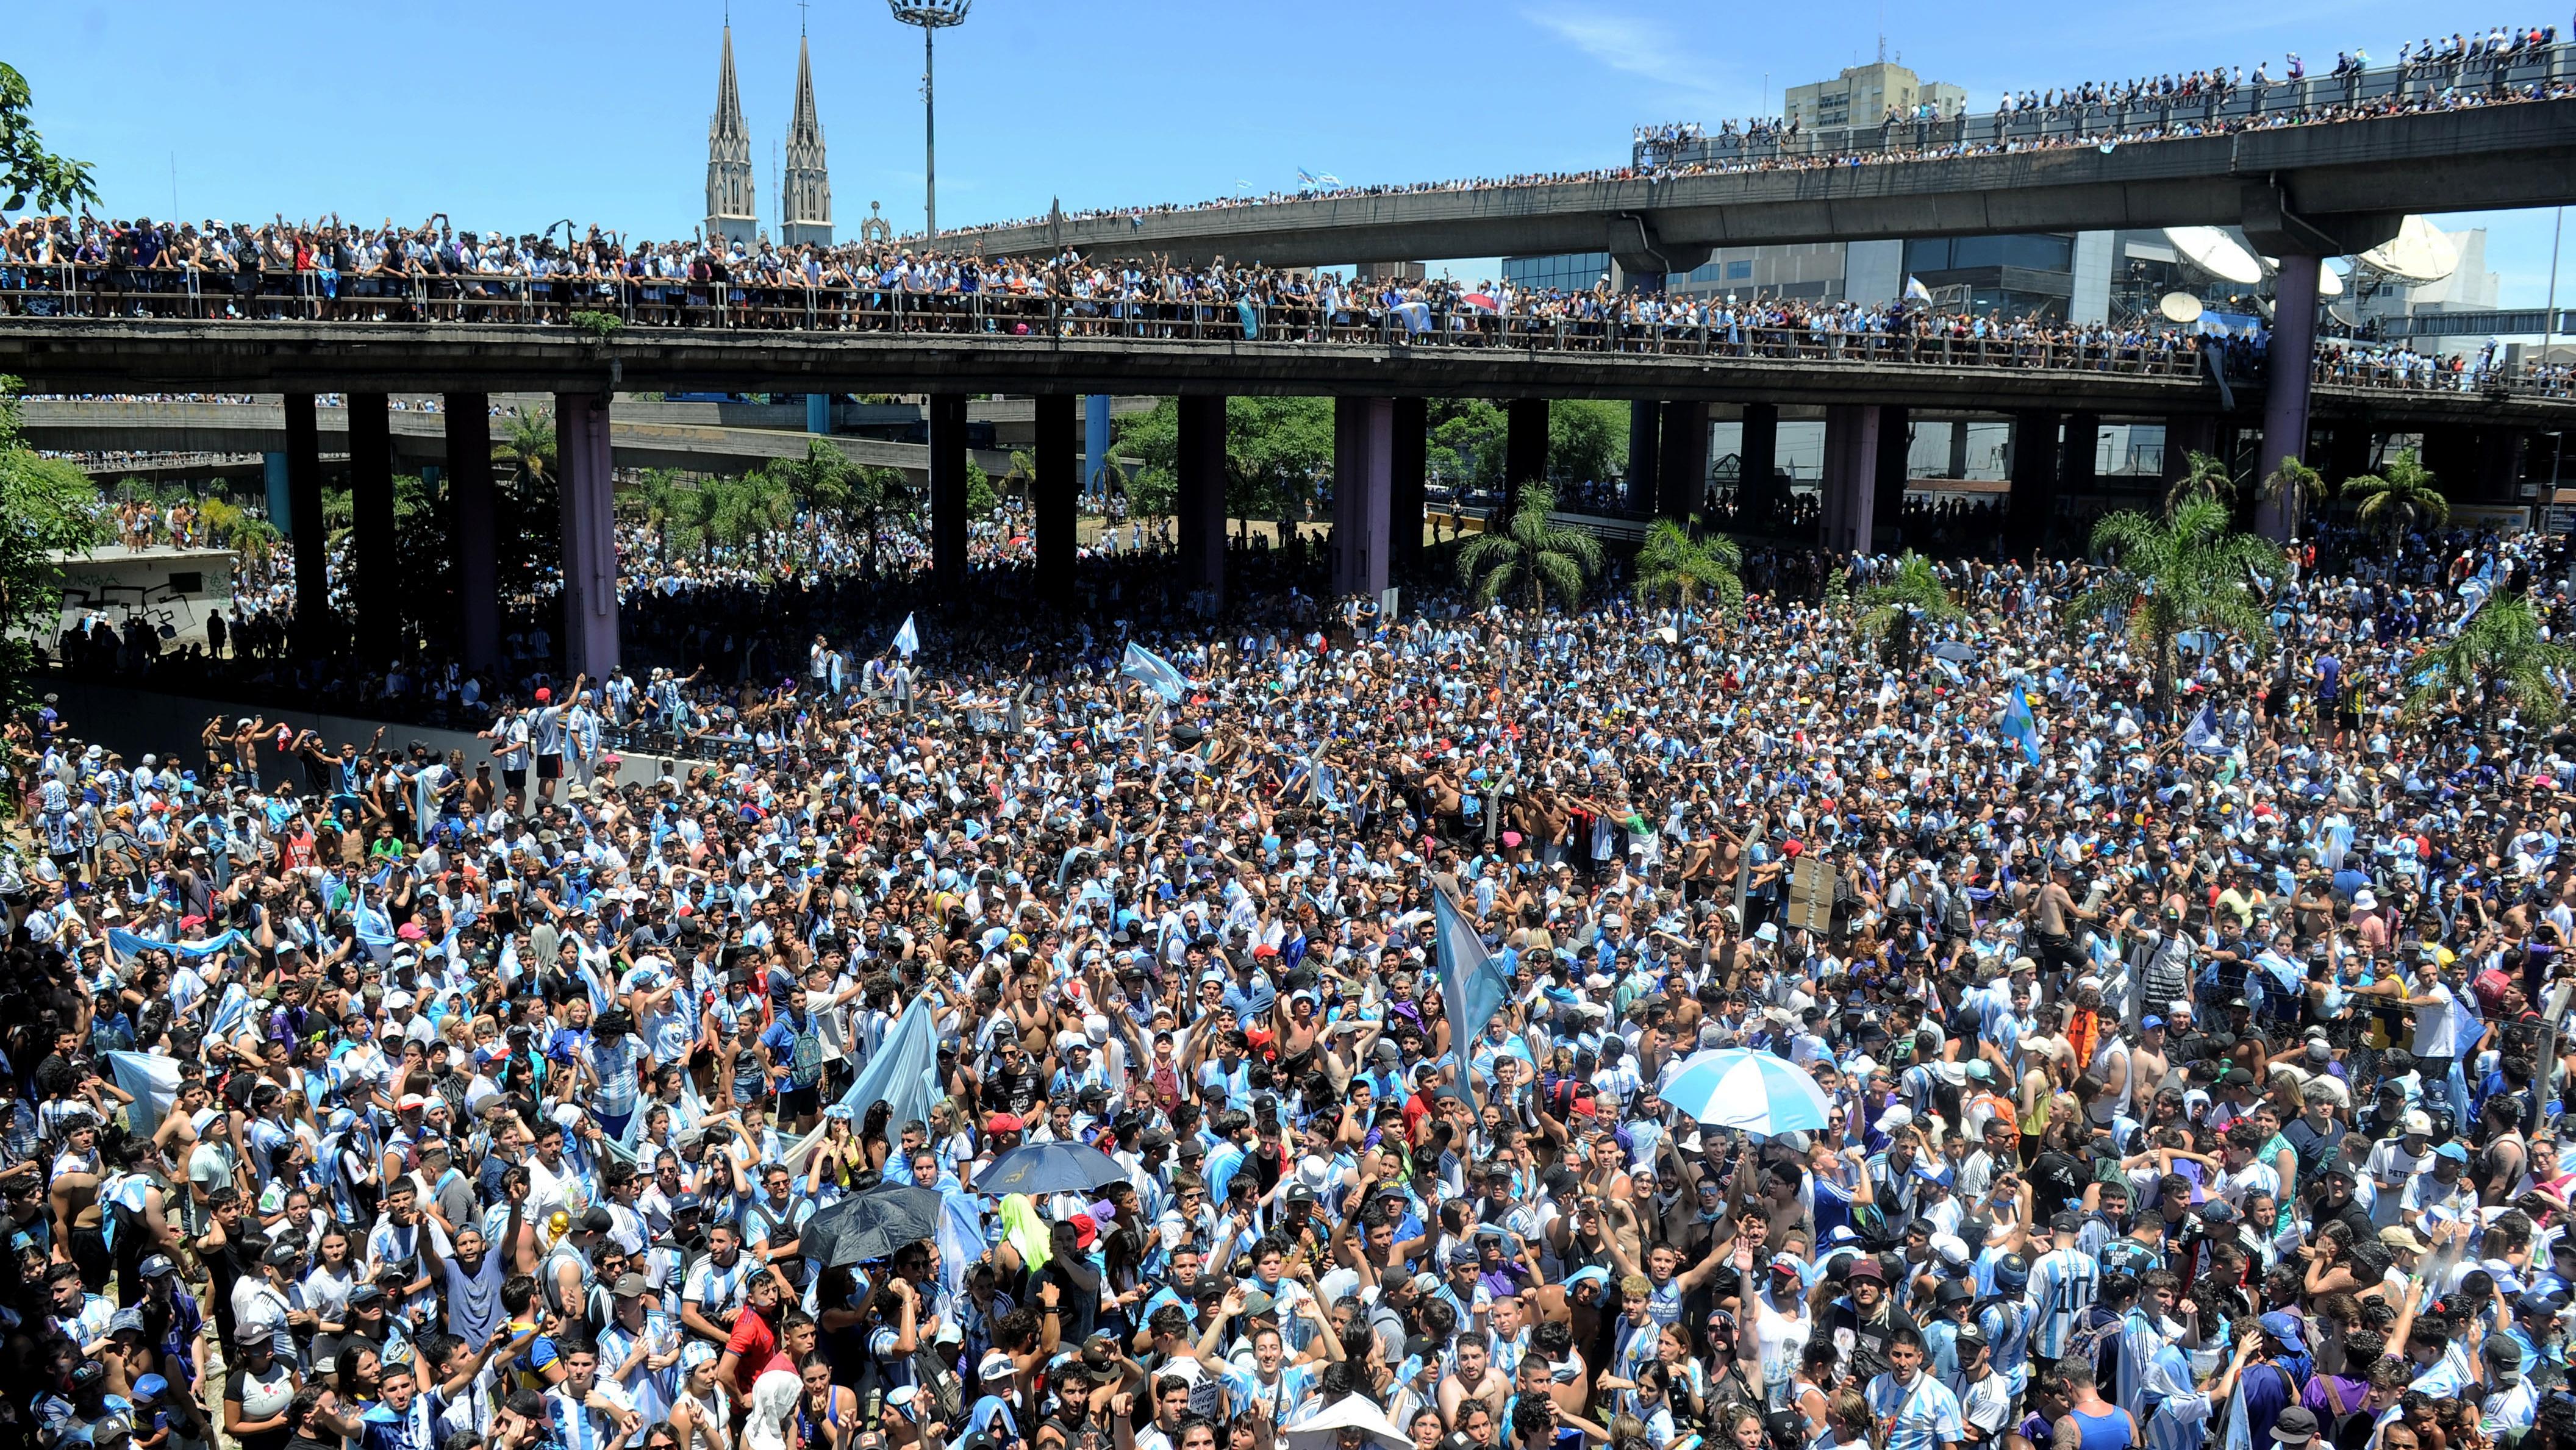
[801, 1182, 943, 1267]
[975, 1141, 1125, 1198]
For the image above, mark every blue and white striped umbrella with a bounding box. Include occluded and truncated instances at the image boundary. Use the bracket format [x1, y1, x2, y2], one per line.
[1656, 1049, 1835, 1135]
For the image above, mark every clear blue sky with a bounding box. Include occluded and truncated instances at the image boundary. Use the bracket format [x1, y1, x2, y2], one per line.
[10, 0, 2569, 311]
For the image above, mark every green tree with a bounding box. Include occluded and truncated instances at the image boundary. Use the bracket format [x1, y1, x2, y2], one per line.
[1549, 401, 1629, 487]
[0, 63, 96, 215]
[779, 438, 855, 523]
[2344, 448, 2450, 549]
[1853, 551, 1965, 670]
[493, 408, 557, 488]
[1457, 484, 1602, 610]
[1427, 399, 1508, 495]
[0, 377, 106, 704]
[2403, 590, 2576, 729]
[1631, 519, 1742, 610]
[965, 458, 998, 520]
[1114, 397, 1334, 527]
[844, 465, 917, 571]
[708, 470, 794, 557]
[2163, 450, 2235, 515]
[2070, 496, 2280, 712]
[2259, 455, 2330, 541]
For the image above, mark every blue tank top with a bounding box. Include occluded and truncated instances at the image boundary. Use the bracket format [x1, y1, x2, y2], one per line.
[2072, 1405, 2131, 1450]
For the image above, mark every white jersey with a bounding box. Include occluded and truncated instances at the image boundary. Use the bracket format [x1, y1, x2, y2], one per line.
[2026, 1245, 2099, 1359]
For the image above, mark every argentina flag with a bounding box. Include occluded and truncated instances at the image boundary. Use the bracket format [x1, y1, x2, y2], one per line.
[1121, 641, 1192, 703]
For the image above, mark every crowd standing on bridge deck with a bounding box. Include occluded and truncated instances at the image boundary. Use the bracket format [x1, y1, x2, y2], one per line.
[5, 486, 2576, 1450]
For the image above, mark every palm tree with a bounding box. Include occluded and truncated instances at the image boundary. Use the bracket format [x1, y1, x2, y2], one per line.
[779, 438, 854, 523]
[2403, 590, 2576, 729]
[2163, 450, 2234, 515]
[492, 409, 556, 488]
[708, 468, 796, 559]
[2344, 448, 2450, 549]
[843, 465, 917, 571]
[2259, 455, 2330, 541]
[1631, 519, 1743, 610]
[1457, 484, 1602, 610]
[1853, 551, 1965, 670]
[2070, 496, 2280, 713]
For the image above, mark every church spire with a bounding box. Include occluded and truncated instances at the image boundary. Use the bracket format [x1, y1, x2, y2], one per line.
[781, 32, 834, 247]
[706, 22, 759, 249]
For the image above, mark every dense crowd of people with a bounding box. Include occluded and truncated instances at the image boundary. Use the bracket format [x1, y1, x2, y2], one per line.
[6, 485, 2576, 1450]
[948, 35, 2567, 236]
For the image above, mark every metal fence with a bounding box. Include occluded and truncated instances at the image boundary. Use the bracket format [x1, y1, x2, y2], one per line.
[9, 261, 2575, 399]
[1634, 42, 2574, 170]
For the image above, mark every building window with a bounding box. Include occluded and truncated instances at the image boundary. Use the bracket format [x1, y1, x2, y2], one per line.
[1727, 260, 1753, 280]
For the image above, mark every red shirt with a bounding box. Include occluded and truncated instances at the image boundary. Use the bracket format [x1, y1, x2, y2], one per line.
[726, 1308, 779, 1397]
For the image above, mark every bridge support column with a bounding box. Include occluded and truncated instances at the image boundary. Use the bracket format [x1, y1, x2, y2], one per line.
[1176, 396, 1226, 612]
[1658, 401, 1709, 525]
[1947, 421, 1970, 480]
[263, 452, 291, 535]
[1333, 397, 1394, 603]
[1084, 394, 1113, 505]
[285, 393, 328, 655]
[1873, 406, 1911, 552]
[1034, 393, 1078, 600]
[1737, 404, 1779, 530]
[2061, 412, 2101, 498]
[806, 394, 831, 435]
[2258, 252, 2321, 540]
[1390, 398, 1426, 579]
[445, 394, 499, 675]
[1626, 401, 1662, 513]
[928, 393, 970, 596]
[1819, 404, 1880, 554]
[349, 393, 397, 648]
[2008, 411, 2060, 557]
[2323, 422, 2374, 487]
[1506, 399, 1549, 510]
[554, 392, 620, 678]
[2420, 426, 2476, 498]
[2479, 429, 2529, 504]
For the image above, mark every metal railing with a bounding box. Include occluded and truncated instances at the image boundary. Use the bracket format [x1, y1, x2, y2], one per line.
[1633, 41, 2575, 170]
[10, 262, 2576, 399]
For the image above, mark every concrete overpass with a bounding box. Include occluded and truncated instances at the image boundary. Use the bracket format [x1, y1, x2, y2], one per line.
[955, 95, 2576, 273]
[4, 317, 2564, 687]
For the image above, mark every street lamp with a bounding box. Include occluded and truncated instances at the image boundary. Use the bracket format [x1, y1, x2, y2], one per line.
[887, 0, 971, 240]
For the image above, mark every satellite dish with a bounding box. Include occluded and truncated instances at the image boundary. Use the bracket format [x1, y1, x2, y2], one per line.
[2357, 216, 2460, 283]
[2163, 226, 2265, 286]
[2158, 291, 2206, 323]
[2316, 264, 2345, 298]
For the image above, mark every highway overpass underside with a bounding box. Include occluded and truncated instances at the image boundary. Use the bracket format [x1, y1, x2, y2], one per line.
[8, 321, 2566, 674]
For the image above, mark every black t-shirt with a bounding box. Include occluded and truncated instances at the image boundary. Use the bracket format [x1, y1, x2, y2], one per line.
[2283, 1118, 2346, 1187]
[1829, 1298, 1917, 1383]
[2028, 1151, 2086, 1218]
[203, 1237, 256, 1345]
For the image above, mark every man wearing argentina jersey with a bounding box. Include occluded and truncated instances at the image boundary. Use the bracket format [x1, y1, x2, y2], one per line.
[2027, 1212, 2100, 1364]
[545, 1338, 642, 1450]
[1864, 1326, 1964, 1450]
[1975, 1254, 2035, 1401]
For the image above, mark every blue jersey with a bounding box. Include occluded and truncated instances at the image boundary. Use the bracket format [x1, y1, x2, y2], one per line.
[1976, 1298, 2034, 1398]
[2027, 1247, 2100, 1359]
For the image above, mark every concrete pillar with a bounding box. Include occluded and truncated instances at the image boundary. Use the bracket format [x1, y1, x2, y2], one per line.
[1657, 401, 1710, 524]
[1506, 398, 1550, 511]
[1738, 404, 1780, 530]
[1034, 393, 1078, 599]
[349, 393, 396, 645]
[1334, 397, 1395, 602]
[1176, 396, 1226, 610]
[2258, 253, 2321, 540]
[2008, 410, 2060, 557]
[1390, 398, 1427, 578]
[2061, 412, 2101, 496]
[284, 394, 328, 654]
[2478, 429, 2529, 504]
[1084, 393, 1113, 505]
[553, 392, 620, 678]
[446, 395, 499, 674]
[2323, 422, 2374, 487]
[2420, 426, 2477, 496]
[1626, 400, 1662, 514]
[1873, 405, 1911, 551]
[806, 394, 831, 435]
[1820, 404, 1880, 553]
[263, 451, 292, 534]
[928, 393, 970, 593]
[1947, 420, 1971, 480]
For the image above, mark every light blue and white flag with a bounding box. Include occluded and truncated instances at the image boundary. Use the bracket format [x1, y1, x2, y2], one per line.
[107, 1050, 186, 1135]
[787, 995, 942, 1170]
[1905, 276, 1934, 303]
[2000, 680, 2044, 765]
[1120, 641, 1192, 703]
[1433, 889, 1511, 1103]
[107, 928, 242, 963]
[891, 613, 921, 659]
[2183, 701, 2227, 754]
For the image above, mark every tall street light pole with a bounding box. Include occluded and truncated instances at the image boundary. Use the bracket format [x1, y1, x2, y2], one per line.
[887, 0, 971, 240]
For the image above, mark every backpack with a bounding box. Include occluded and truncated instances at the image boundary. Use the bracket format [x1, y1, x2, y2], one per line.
[911, 1342, 966, 1423]
[2063, 1304, 2124, 1382]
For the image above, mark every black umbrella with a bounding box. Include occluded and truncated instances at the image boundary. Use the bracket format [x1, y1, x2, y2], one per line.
[975, 1141, 1126, 1197]
[801, 1182, 945, 1268]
